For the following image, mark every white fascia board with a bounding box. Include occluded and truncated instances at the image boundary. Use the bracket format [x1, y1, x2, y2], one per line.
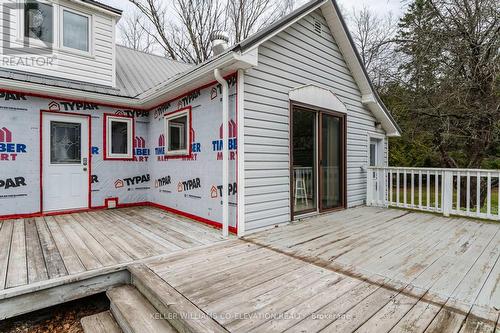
[362, 94, 400, 137]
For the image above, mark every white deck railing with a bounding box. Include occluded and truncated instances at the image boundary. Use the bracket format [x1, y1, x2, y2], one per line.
[367, 166, 500, 221]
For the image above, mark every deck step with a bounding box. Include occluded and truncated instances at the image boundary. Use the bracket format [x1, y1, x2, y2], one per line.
[129, 264, 227, 333]
[107, 285, 177, 333]
[81, 310, 122, 333]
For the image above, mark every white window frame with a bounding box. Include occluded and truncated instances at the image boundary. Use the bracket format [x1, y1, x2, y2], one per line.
[59, 6, 92, 56]
[164, 108, 191, 156]
[105, 115, 133, 160]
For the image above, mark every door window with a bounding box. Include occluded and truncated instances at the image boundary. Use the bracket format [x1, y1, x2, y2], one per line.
[292, 109, 317, 214]
[50, 121, 81, 164]
[321, 114, 343, 210]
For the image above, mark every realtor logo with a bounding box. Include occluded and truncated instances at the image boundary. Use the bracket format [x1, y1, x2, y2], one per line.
[0, 127, 28, 161]
[1, 2, 57, 69]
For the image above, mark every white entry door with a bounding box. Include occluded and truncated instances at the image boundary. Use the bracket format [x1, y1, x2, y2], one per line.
[42, 113, 89, 212]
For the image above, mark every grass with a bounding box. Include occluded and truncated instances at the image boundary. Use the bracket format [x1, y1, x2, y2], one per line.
[389, 185, 499, 216]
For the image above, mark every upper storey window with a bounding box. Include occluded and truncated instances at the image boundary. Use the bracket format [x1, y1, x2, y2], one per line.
[62, 9, 90, 52]
[22, 1, 92, 55]
[24, 1, 54, 44]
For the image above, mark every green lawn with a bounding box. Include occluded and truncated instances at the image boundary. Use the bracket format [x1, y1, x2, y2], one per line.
[389, 185, 499, 215]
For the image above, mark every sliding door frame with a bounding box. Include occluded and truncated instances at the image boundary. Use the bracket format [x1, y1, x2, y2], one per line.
[290, 102, 347, 220]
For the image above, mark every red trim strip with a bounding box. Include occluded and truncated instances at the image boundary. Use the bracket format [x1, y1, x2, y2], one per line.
[103, 113, 135, 161]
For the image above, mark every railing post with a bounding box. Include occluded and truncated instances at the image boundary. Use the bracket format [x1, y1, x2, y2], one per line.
[443, 170, 453, 217]
[366, 167, 373, 206]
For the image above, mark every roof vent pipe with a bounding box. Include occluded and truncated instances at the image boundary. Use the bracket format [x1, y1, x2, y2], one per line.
[211, 31, 229, 56]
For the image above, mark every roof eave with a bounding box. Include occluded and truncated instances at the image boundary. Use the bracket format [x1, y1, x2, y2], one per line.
[138, 49, 258, 109]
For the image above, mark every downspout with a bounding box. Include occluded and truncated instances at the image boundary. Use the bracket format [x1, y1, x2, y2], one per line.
[214, 69, 229, 237]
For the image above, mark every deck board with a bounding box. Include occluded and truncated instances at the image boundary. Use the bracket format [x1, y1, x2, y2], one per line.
[1, 206, 499, 331]
[138, 207, 500, 332]
[0, 207, 226, 296]
[25, 218, 49, 284]
[0, 220, 14, 290]
[6, 220, 27, 288]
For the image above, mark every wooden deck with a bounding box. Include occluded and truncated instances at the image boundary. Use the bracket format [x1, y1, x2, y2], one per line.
[0, 207, 225, 298]
[138, 207, 500, 332]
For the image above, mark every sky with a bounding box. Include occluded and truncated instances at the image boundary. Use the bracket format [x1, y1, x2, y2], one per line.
[101, 0, 405, 20]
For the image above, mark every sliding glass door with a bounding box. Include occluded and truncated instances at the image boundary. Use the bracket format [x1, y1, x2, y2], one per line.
[292, 108, 317, 215]
[292, 106, 345, 217]
[320, 113, 344, 210]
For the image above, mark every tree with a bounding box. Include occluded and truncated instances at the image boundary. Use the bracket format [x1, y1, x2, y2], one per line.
[118, 9, 155, 53]
[128, 0, 294, 64]
[393, 0, 499, 207]
[350, 6, 398, 89]
[227, 0, 294, 43]
[396, 0, 499, 169]
[128, 0, 224, 63]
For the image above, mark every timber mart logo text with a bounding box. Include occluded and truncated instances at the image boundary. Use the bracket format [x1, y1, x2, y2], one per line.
[0, 127, 27, 161]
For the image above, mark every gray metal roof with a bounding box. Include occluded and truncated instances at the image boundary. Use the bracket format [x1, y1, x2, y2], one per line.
[115, 46, 193, 98]
[0, 45, 193, 99]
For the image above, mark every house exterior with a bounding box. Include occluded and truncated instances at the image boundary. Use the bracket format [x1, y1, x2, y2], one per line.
[0, 0, 400, 237]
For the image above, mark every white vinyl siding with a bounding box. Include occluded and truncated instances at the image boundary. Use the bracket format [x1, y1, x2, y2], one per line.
[243, 9, 387, 231]
[0, 0, 115, 87]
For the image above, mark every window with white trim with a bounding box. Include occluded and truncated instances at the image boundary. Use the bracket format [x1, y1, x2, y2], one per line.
[24, 1, 54, 44]
[105, 115, 133, 159]
[61, 8, 90, 52]
[165, 109, 191, 156]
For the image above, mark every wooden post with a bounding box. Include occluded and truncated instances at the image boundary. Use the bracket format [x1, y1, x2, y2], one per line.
[366, 167, 373, 206]
[443, 170, 453, 217]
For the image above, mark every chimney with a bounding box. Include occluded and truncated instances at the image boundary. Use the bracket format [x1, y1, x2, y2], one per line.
[211, 30, 229, 56]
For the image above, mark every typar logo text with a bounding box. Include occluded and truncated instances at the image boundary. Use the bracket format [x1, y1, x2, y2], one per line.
[48, 101, 99, 112]
[0, 127, 28, 161]
[0, 177, 27, 190]
[0, 176, 28, 200]
[155, 176, 172, 193]
[0, 92, 26, 101]
[210, 183, 237, 199]
[115, 175, 151, 191]
[177, 178, 201, 192]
